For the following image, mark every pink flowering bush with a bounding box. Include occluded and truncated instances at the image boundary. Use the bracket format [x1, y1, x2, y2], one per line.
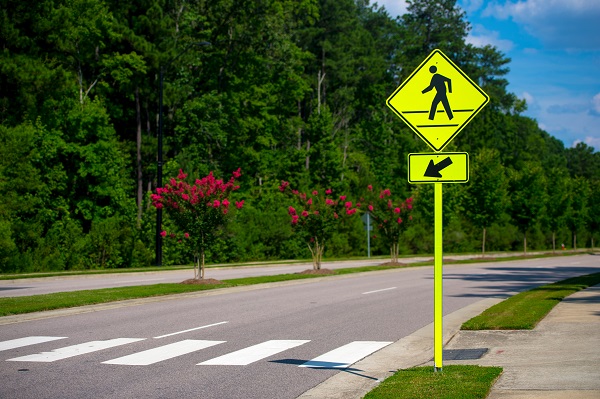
[364, 185, 414, 263]
[151, 168, 243, 279]
[279, 181, 357, 270]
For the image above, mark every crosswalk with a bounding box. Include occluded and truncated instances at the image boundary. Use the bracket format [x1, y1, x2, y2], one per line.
[1, 335, 392, 368]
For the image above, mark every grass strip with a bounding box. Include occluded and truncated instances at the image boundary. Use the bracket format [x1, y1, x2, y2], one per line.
[1, 250, 587, 281]
[462, 272, 600, 330]
[363, 365, 502, 399]
[0, 283, 233, 316]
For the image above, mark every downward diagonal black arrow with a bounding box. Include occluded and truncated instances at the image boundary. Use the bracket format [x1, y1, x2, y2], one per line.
[424, 157, 453, 178]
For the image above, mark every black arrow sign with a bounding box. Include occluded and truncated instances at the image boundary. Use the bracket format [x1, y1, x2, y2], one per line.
[424, 157, 453, 178]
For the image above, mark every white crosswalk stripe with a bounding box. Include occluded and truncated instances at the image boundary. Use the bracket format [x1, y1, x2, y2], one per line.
[2, 336, 394, 369]
[103, 340, 225, 365]
[198, 340, 310, 366]
[7, 338, 145, 362]
[299, 341, 393, 368]
[0, 336, 67, 352]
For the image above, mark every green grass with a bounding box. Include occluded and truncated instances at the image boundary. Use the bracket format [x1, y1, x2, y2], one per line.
[1, 249, 587, 281]
[0, 283, 235, 315]
[462, 272, 600, 330]
[363, 365, 502, 399]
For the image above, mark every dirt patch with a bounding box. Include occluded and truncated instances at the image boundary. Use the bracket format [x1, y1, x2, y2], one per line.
[295, 268, 335, 275]
[378, 262, 408, 267]
[180, 278, 224, 285]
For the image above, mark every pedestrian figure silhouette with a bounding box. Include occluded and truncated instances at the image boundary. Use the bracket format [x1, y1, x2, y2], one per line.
[422, 65, 453, 120]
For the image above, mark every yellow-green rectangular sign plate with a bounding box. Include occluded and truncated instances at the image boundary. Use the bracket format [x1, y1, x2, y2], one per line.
[408, 152, 469, 184]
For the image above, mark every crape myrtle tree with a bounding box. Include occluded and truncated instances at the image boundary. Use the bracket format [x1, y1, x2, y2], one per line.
[152, 169, 244, 279]
[278, 181, 357, 270]
[363, 185, 414, 264]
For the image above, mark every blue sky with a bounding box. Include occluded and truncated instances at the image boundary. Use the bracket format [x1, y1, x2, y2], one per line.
[375, 0, 600, 151]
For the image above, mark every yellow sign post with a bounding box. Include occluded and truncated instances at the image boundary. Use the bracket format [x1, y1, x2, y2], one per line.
[386, 49, 488, 372]
[386, 49, 489, 152]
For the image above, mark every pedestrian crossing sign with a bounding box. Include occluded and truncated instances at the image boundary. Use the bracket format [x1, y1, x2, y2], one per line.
[386, 49, 489, 152]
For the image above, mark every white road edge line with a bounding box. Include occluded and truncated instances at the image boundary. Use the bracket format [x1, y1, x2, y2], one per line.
[153, 321, 229, 339]
[362, 287, 397, 295]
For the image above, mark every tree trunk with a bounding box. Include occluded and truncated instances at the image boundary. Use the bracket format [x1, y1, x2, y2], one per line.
[552, 231, 556, 254]
[135, 87, 143, 228]
[308, 239, 324, 270]
[297, 101, 302, 150]
[194, 250, 206, 280]
[305, 139, 310, 170]
[341, 130, 348, 182]
[201, 251, 205, 279]
[523, 232, 527, 255]
[390, 243, 399, 264]
[482, 227, 486, 255]
[317, 70, 325, 115]
[573, 232, 577, 250]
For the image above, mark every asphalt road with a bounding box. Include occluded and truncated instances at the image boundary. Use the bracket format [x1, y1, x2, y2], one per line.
[0, 252, 551, 297]
[0, 259, 391, 297]
[0, 255, 598, 399]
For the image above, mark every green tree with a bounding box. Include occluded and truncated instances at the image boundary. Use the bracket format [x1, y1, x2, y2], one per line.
[543, 168, 570, 252]
[464, 148, 508, 254]
[588, 180, 600, 250]
[565, 177, 590, 250]
[508, 163, 548, 253]
[566, 142, 600, 179]
[397, 0, 470, 75]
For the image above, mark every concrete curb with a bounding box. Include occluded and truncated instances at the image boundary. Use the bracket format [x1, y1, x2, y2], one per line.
[296, 297, 503, 399]
[442, 285, 600, 399]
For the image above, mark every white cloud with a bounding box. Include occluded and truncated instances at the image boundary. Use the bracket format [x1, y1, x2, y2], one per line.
[466, 24, 514, 52]
[373, 0, 409, 18]
[524, 89, 600, 149]
[592, 93, 600, 116]
[460, 0, 485, 13]
[572, 137, 600, 150]
[482, 0, 600, 50]
[521, 91, 538, 110]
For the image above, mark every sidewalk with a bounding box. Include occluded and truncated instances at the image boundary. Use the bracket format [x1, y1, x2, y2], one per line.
[443, 284, 600, 398]
[298, 285, 600, 399]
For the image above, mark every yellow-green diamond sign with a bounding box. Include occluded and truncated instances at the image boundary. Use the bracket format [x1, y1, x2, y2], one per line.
[387, 49, 489, 152]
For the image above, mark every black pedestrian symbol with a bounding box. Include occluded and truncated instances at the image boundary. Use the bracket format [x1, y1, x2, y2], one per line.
[422, 66, 453, 120]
